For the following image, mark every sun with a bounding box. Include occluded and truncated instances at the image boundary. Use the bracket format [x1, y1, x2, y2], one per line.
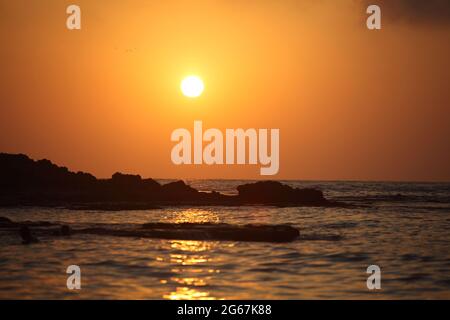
[181, 76, 204, 98]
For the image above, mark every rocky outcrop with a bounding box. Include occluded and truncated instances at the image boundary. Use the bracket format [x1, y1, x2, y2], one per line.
[0, 217, 300, 243]
[79, 223, 300, 243]
[0, 153, 345, 208]
[237, 181, 326, 205]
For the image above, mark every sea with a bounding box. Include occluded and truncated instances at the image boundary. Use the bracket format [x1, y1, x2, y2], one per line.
[0, 180, 449, 299]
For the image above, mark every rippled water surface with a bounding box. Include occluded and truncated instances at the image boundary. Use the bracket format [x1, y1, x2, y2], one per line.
[0, 181, 449, 299]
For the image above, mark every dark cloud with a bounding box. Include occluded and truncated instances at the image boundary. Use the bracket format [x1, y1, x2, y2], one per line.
[363, 0, 450, 25]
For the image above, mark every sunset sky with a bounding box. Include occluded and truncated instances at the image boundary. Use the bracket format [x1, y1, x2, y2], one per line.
[0, 0, 449, 181]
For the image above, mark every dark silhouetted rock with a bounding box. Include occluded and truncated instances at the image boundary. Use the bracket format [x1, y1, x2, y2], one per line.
[160, 180, 198, 200]
[237, 181, 326, 205]
[60, 225, 71, 236]
[0, 216, 15, 228]
[139, 222, 300, 242]
[4, 217, 300, 243]
[74, 222, 300, 243]
[19, 226, 39, 245]
[0, 216, 13, 224]
[111, 172, 142, 184]
[0, 153, 345, 208]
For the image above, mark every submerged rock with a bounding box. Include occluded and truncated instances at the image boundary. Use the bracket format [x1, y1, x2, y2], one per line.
[2, 217, 300, 243]
[19, 226, 39, 245]
[60, 225, 71, 236]
[141, 222, 300, 242]
[51, 225, 72, 236]
[77, 223, 300, 243]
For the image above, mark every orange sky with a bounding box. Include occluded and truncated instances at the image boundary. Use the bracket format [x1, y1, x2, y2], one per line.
[0, 0, 449, 181]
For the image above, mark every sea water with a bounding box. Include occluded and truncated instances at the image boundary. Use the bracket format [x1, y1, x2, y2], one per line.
[0, 180, 449, 299]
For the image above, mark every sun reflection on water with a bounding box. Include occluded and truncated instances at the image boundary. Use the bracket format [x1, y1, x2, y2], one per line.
[163, 287, 215, 300]
[167, 209, 220, 224]
[162, 238, 220, 300]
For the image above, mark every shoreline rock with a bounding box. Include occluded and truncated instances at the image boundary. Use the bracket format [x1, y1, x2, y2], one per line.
[0, 153, 348, 209]
[0, 217, 300, 243]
